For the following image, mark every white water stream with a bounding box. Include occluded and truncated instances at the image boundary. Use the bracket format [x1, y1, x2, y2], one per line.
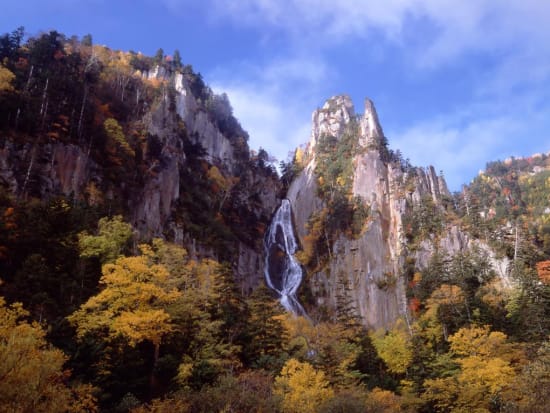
[264, 199, 306, 316]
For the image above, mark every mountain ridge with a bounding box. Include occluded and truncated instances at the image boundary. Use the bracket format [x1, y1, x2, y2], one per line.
[0, 28, 549, 412]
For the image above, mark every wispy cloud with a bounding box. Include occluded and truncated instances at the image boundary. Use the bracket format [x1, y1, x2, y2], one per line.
[211, 83, 308, 163]
[206, 1, 550, 63]
[209, 55, 332, 163]
[391, 115, 520, 191]
[390, 98, 550, 190]
[164, 0, 550, 187]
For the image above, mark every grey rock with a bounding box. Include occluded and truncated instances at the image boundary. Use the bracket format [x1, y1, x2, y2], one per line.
[287, 95, 489, 329]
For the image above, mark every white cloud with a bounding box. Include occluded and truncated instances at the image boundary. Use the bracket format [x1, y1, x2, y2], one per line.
[171, 0, 550, 187]
[209, 55, 331, 164]
[216, 84, 302, 159]
[208, 0, 550, 56]
[389, 101, 550, 191]
[204, 0, 550, 97]
[212, 83, 311, 164]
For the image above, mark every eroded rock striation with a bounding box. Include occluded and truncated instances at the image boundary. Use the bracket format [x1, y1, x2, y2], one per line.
[0, 65, 281, 290]
[0, 54, 512, 329]
[286, 95, 507, 329]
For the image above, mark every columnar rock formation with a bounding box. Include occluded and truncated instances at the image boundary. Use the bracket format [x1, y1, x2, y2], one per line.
[287, 95, 450, 329]
[0, 55, 513, 329]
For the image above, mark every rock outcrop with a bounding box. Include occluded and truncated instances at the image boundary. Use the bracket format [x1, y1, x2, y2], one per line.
[0, 141, 101, 200]
[144, 69, 237, 174]
[287, 95, 453, 329]
[415, 225, 512, 288]
[309, 95, 355, 148]
[0, 66, 281, 291]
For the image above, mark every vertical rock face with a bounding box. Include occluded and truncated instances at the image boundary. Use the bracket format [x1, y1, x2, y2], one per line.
[134, 68, 279, 247]
[287, 95, 450, 329]
[232, 167, 283, 292]
[1, 66, 281, 292]
[411, 165, 448, 204]
[134, 86, 185, 238]
[132, 70, 282, 288]
[0, 141, 104, 201]
[0, 146, 18, 193]
[359, 98, 384, 147]
[309, 95, 355, 151]
[288, 95, 513, 329]
[174, 73, 237, 173]
[145, 70, 237, 174]
[415, 226, 512, 289]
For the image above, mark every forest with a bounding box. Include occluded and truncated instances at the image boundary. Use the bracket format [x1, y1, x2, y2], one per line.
[0, 27, 549, 412]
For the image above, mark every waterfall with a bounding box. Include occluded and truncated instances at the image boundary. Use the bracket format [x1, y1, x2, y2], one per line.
[264, 199, 306, 316]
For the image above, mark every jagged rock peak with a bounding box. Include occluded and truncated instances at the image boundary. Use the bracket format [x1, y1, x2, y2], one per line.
[321, 94, 355, 113]
[309, 95, 385, 153]
[359, 98, 384, 148]
[309, 94, 355, 150]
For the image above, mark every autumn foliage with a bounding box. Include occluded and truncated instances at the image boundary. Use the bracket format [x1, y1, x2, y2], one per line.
[0, 26, 549, 412]
[536, 260, 550, 284]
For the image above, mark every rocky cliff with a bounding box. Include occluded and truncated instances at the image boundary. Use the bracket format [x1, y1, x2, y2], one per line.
[0, 29, 516, 330]
[0, 61, 281, 291]
[286, 95, 509, 329]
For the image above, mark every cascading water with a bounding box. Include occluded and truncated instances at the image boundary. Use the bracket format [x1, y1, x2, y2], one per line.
[264, 199, 306, 316]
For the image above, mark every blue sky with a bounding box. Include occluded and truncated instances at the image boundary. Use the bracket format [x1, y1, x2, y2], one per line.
[2, 0, 550, 190]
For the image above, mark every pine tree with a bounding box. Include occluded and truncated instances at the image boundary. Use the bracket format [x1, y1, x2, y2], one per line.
[243, 283, 287, 371]
[335, 275, 360, 328]
[172, 49, 182, 69]
[153, 48, 164, 65]
[81, 34, 92, 47]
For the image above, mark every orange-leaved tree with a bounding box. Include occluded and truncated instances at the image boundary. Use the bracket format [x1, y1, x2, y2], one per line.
[536, 260, 550, 284]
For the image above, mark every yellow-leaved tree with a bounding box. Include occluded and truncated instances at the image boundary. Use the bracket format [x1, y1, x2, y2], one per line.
[68, 244, 181, 391]
[0, 295, 97, 412]
[294, 146, 305, 167]
[370, 318, 413, 375]
[364, 388, 403, 412]
[274, 358, 334, 413]
[422, 325, 523, 412]
[206, 165, 239, 212]
[422, 284, 467, 343]
[104, 117, 135, 158]
[148, 239, 243, 388]
[78, 215, 133, 264]
[280, 314, 364, 388]
[0, 64, 15, 93]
